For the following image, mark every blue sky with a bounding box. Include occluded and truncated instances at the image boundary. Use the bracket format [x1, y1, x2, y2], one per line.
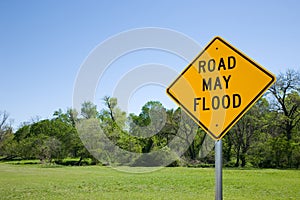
[1, 0, 300, 128]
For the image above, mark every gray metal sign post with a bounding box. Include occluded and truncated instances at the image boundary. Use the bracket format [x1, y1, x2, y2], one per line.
[215, 139, 223, 200]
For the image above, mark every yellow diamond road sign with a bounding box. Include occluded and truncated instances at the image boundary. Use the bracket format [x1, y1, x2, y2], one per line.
[167, 37, 276, 140]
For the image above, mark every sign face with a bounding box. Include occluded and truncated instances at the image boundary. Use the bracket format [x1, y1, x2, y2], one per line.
[167, 37, 276, 140]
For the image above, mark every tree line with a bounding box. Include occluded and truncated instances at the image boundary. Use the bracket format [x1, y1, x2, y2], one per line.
[0, 69, 299, 168]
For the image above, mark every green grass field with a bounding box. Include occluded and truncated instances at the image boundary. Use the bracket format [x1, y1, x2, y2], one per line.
[0, 163, 299, 200]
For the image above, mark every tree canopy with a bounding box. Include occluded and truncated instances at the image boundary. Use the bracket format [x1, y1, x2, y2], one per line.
[0, 69, 299, 168]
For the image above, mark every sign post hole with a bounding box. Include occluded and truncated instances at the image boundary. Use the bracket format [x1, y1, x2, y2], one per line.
[215, 139, 223, 200]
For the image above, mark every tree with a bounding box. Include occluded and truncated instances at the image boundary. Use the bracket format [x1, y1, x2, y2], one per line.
[98, 96, 129, 151]
[33, 135, 61, 164]
[228, 98, 270, 167]
[269, 69, 300, 140]
[128, 101, 167, 152]
[0, 130, 15, 158]
[81, 101, 98, 119]
[0, 111, 14, 158]
[267, 69, 300, 168]
[53, 109, 93, 165]
[54, 108, 78, 127]
[12, 117, 83, 163]
[163, 108, 200, 161]
[0, 111, 12, 143]
[100, 96, 127, 137]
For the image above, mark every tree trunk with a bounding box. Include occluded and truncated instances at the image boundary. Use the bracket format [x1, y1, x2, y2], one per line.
[143, 139, 153, 153]
[235, 147, 240, 167]
[286, 122, 293, 141]
[77, 156, 83, 166]
[188, 140, 196, 160]
[224, 138, 232, 163]
[241, 153, 246, 167]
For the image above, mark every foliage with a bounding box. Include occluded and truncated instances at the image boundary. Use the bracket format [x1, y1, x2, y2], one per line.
[0, 69, 299, 169]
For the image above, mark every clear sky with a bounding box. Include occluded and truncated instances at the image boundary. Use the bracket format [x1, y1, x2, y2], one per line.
[1, 0, 300, 128]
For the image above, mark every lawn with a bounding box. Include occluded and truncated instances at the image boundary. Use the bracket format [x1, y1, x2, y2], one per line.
[0, 163, 299, 200]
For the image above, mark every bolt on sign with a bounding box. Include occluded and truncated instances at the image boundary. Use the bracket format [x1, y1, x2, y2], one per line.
[167, 37, 276, 140]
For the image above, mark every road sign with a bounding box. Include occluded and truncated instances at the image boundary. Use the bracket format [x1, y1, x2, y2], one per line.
[167, 36, 276, 140]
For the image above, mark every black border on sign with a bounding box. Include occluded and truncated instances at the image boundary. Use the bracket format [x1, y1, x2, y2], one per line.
[166, 36, 276, 140]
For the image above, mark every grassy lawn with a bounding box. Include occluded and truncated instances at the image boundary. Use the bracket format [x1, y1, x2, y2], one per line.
[0, 163, 299, 200]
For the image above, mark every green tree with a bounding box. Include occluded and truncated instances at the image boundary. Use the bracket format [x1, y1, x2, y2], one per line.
[227, 98, 270, 167]
[81, 101, 98, 119]
[128, 101, 167, 152]
[0, 130, 16, 159]
[54, 108, 78, 127]
[53, 108, 92, 165]
[269, 69, 300, 140]
[13, 117, 82, 163]
[165, 108, 200, 161]
[0, 111, 16, 159]
[268, 69, 300, 167]
[99, 96, 127, 143]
